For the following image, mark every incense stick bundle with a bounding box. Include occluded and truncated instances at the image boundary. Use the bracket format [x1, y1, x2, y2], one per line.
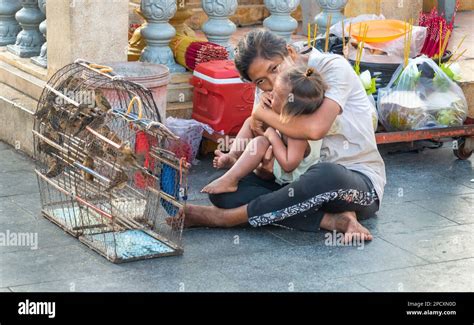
[170, 34, 229, 71]
[354, 24, 368, 74]
[419, 4, 458, 58]
[313, 24, 318, 48]
[324, 15, 332, 52]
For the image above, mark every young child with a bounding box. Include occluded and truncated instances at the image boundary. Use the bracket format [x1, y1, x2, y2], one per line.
[201, 66, 327, 194]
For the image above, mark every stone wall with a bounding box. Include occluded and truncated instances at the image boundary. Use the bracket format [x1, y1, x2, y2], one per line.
[345, 0, 423, 23]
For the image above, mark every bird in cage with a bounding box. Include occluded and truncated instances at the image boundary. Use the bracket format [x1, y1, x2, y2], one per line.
[45, 156, 64, 178]
[82, 156, 95, 182]
[106, 169, 129, 192]
[94, 89, 113, 114]
[37, 130, 61, 156]
[69, 103, 95, 120]
[117, 143, 139, 168]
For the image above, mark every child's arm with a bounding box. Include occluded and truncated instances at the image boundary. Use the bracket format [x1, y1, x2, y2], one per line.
[253, 97, 341, 141]
[264, 127, 308, 173]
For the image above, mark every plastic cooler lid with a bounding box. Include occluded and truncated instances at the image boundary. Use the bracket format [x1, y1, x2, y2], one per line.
[194, 60, 240, 79]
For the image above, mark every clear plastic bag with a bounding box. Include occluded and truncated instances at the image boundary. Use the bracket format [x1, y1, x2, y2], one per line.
[377, 57, 468, 131]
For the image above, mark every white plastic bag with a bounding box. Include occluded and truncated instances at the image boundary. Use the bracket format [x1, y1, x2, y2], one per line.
[377, 56, 468, 131]
[165, 117, 217, 165]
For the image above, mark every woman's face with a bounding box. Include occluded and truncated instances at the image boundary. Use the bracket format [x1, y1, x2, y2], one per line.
[246, 46, 297, 92]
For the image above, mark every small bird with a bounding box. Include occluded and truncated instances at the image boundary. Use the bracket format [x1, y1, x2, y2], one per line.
[37, 130, 60, 156]
[105, 170, 128, 192]
[45, 156, 64, 178]
[85, 140, 105, 159]
[69, 103, 94, 121]
[34, 102, 53, 123]
[94, 90, 112, 114]
[82, 156, 95, 182]
[117, 143, 138, 168]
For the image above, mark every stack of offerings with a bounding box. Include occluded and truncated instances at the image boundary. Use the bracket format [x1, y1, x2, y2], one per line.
[33, 60, 189, 263]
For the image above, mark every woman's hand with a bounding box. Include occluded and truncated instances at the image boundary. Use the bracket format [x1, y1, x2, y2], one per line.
[249, 115, 265, 136]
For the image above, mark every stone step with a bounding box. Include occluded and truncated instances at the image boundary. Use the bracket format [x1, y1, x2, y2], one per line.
[0, 82, 37, 156]
[166, 101, 194, 119]
[0, 57, 46, 101]
[167, 83, 194, 103]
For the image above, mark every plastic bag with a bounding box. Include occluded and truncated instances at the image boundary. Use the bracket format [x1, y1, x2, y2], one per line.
[377, 56, 468, 131]
[165, 117, 217, 165]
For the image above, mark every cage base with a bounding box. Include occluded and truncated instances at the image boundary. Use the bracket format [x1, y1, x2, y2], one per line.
[79, 229, 183, 263]
[42, 209, 82, 238]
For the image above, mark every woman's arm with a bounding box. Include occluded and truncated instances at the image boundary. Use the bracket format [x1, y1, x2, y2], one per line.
[264, 127, 308, 173]
[254, 97, 341, 141]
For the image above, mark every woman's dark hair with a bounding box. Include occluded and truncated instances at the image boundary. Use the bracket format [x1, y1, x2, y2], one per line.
[234, 29, 289, 82]
[279, 66, 328, 123]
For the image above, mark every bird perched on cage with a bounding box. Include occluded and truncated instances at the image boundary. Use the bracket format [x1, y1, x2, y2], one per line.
[85, 137, 105, 159]
[45, 156, 64, 178]
[37, 130, 61, 156]
[34, 101, 54, 124]
[82, 156, 95, 182]
[69, 103, 94, 120]
[106, 170, 129, 192]
[117, 143, 138, 168]
[93, 89, 113, 114]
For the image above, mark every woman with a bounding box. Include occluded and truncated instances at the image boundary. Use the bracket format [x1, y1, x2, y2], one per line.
[181, 30, 386, 242]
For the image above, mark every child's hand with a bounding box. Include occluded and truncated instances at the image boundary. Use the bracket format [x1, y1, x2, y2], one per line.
[264, 127, 278, 142]
[260, 92, 273, 110]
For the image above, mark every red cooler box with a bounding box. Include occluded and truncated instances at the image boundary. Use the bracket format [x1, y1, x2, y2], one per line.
[190, 60, 255, 135]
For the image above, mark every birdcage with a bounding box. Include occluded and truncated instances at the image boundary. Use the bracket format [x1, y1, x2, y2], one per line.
[33, 59, 189, 263]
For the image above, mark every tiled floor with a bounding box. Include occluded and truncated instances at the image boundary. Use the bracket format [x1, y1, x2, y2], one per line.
[0, 139, 472, 292]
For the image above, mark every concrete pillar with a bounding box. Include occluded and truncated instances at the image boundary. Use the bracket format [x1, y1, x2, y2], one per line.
[7, 0, 45, 58]
[46, 0, 129, 78]
[315, 0, 347, 35]
[300, 0, 321, 36]
[31, 0, 46, 67]
[140, 0, 185, 72]
[0, 0, 22, 46]
[263, 0, 300, 43]
[202, 0, 238, 58]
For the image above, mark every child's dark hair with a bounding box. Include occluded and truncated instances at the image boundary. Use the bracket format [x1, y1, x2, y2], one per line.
[234, 29, 289, 82]
[279, 66, 327, 123]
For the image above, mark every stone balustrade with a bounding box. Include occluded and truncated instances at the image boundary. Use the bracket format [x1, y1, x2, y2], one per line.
[0, 0, 349, 73]
[30, 0, 46, 67]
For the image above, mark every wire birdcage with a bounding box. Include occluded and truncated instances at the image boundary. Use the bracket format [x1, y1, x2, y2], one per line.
[33, 59, 189, 263]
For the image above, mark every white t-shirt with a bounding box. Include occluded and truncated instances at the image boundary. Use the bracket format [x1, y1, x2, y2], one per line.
[253, 50, 386, 202]
[307, 50, 386, 202]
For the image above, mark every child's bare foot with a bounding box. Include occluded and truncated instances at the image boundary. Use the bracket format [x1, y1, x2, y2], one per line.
[201, 176, 238, 194]
[213, 150, 237, 169]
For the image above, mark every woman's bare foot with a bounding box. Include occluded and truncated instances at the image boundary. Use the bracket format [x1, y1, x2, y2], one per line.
[213, 150, 237, 169]
[320, 211, 373, 244]
[201, 175, 238, 194]
[165, 204, 225, 229]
